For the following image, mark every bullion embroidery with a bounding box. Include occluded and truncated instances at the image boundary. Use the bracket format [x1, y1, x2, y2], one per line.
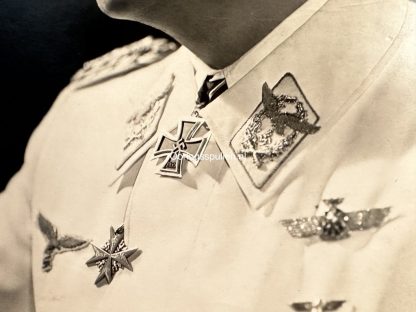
[71, 36, 178, 89]
[116, 73, 175, 171]
[239, 82, 320, 168]
[291, 299, 346, 311]
[280, 198, 391, 241]
[123, 74, 175, 151]
[231, 73, 320, 188]
[38, 213, 90, 272]
[152, 117, 211, 178]
[86, 225, 141, 286]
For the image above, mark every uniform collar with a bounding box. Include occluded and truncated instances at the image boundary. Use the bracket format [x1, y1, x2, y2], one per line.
[115, 0, 409, 210]
[188, 0, 329, 91]
[112, 50, 197, 182]
[197, 0, 409, 209]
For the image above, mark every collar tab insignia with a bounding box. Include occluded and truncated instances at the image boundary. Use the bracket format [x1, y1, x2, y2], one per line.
[231, 73, 320, 188]
[116, 73, 175, 171]
[86, 225, 141, 286]
[152, 116, 211, 178]
[37, 213, 90, 272]
[281, 198, 391, 241]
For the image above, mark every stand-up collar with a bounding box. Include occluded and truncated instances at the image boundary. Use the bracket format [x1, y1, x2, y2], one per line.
[188, 0, 329, 91]
[198, 0, 409, 209]
[114, 0, 409, 211]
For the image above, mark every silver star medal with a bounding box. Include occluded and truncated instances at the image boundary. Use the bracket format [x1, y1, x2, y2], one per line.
[38, 213, 90, 272]
[281, 198, 391, 241]
[291, 299, 346, 312]
[152, 114, 211, 178]
[86, 225, 141, 286]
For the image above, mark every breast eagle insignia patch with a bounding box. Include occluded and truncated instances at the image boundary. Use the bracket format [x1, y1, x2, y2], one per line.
[38, 213, 90, 272]
[231, 73, 320, 188]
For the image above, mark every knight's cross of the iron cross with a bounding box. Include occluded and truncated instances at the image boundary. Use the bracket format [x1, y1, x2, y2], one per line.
[152, 117, 211, 178]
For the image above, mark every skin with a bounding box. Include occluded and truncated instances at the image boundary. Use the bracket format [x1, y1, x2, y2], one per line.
[97, 0, 307, 69]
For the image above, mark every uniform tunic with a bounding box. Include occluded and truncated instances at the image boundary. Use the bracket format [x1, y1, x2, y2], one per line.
[1, 0, 416, 311]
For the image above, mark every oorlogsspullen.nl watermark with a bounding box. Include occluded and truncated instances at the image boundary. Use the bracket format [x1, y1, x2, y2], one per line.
[169, 152, 245, 162]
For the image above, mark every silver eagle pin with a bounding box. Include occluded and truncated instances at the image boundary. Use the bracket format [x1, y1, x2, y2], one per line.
[152, 116, 211, 178]
[38, 213, 90, 272]
[280, 198, 391, 241]
[86, 225, 141, 286]
[291, 299, 346, 312]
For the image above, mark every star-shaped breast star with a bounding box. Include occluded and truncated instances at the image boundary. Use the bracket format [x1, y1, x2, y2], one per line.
[86, 225, 141, 286]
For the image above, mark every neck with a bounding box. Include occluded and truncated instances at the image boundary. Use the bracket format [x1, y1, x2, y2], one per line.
[152, 0, 307, 69]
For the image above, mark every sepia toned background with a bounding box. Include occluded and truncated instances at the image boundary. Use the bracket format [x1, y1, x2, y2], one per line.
[0, 0, 166, 190]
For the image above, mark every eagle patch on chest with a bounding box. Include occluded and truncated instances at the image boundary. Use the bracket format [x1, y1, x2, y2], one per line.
[37, 213, 90, 272]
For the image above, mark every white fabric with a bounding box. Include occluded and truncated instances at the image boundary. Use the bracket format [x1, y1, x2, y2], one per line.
[0, 0, 415, 311]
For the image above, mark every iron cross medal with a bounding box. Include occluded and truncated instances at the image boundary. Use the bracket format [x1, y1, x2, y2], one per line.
[38, 213, 90, 272]
[152, 115, 211, 178]
[86, 225, 141, 286]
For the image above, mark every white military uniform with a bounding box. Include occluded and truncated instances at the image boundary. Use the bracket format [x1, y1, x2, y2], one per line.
[1, 0, 416, 311]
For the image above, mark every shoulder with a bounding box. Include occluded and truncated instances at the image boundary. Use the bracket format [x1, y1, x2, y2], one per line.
[32, 36, 181, 157]
[70, 36, 179, 89]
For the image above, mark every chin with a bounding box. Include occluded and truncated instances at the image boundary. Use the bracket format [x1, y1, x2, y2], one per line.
[96, 0, 132, 19]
